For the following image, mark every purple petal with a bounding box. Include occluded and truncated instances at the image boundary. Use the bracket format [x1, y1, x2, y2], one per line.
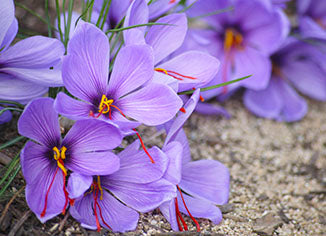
[244, 78, 283, 119]
[18, 98, 60, 147]
[22, 142, 66, 222]
[108, 44, 154, 99]
[0, 36, 64, 86]
[233, 47, 272, 90]
[159, 200, 179, 231]
[118, 140, 140, 158]
[148, 0, 180, 19]
[177, 193, 223, 225]
[152, 70, 179, 92]
[54, 92, 94, 120]
[299, 16, 326, 41]
[164, 89, 200, 146]
[0, 74, 48, 104]
[123, 0, 149, 43]
[67, 172, 92, 199]
[146, 13, 187, 65]
[124, 28, 147, 46]
[179, 160, 230, 205]
[283, 60, 326, 101]
[194, 102, 230, 118]
[1, 18, 18, 51]
[102, 178, 176, 213]
[63, 119, 121, 175]
[119, 83, 182, 126]
[162, 141, 183, 185]
[0, 106, 12, 124]
[172, 128, 192, 165]
[157, 51, 220, 92]
[63, 21, 110, 102]
[276, 79, 308, 122]
[0, 0, 15, 48]
[111, 146, 168, 184]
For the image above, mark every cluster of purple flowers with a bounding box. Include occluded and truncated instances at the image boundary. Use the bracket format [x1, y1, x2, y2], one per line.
[1, 0, 231, 233]
[179, 0, 326, 122]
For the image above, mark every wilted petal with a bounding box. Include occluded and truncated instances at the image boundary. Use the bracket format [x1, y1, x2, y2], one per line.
[233, 47, 271, 90]
[67, 172, 92, 199]
[244, 78, 283, 119]
[108, 45, 154, 99]
[179, 160, 230, 205]
[146, 13, 187, 65]
[63, 22, 110, 102]
[158, 51, 220, 92]
[0, 74, 48, 103]
[111, 146, 168, 184]
[54, 92, 94, 120]
[119, 83, 182, 126]
[103, 178, 176, 213]
[18, 98, 61, 147]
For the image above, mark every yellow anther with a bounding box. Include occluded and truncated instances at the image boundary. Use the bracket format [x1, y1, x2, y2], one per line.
[52, 146, 67, 176]
[97, 176, 104, 200]
[53, 147, 60, 160]
[224, 29, 234, 51]
[61, 146, 67, 159]
[235, 33, 243, 45]
[155, 68, 168, 75]
[98, 95, 114, 114]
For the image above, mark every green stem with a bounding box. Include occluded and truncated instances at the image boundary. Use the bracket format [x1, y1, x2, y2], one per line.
[101, 0, 112, 30]
[177, 75, 252, 95]
[55, 0, 64, 43]
[105, 22, 174, 34]
[0, 107, 23, 116]
[64, 0, 75, 48]
[96, 0, 108, 27]
[45, 0, 52, 37]
[0, 101, 25, 109]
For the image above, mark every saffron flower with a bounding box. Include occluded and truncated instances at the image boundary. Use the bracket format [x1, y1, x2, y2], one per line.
[68, 142, 176, 232]
[124, 0, 220, 93]
[297, 0, 326, 40]
[244, 37, 326, 122]
[160, 89, 230, 231]
[54, 21, 182, 127]
[18, 98, 122, 222]
[182, 0, 289, 99]
[0, 0, 64, 103]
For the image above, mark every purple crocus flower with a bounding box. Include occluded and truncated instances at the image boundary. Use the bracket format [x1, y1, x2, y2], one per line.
[18, 97, 122, 222]
[297, 0, 326, 40]
[159, 90, 230, 231]
[124, 0, 220, 93]
[0, 0, 64, 103]
[244, 37, 326, 122]
[68, 142, 175, 232]
[181, 0, 289, 99]
[54, 21, 182, 128]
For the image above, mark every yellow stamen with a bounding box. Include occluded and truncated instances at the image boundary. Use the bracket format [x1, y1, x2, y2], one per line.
[98, 95, 114, 114]
[97, 176, 104, 200]
[52, 146, 67, 176]
[155, 68, 168, 75]
[224, 28, 243, 51]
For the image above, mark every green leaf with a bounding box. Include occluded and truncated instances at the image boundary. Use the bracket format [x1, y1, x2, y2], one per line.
[105, 22, 175, 34]
[189, 6, 234, 20]
[0, 107, 23, 116]
[0, 100, 25, 109]
[0, 136, 26, 151]
[177, 75, 252, 95]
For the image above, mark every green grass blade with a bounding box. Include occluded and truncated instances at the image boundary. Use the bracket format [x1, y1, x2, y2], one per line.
[0, 101, 25, 109]
[105, 22, 174, 34]
[0, 136, 26, 151]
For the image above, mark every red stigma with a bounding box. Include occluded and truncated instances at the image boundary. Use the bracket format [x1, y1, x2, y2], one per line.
[175, 198, 188, 231]
[41, 167, 60, 217]
[155, 68, 198, 81]
[180, 107, 186, 113]
[169, 0, 176, 3]
[192, 88, 205, 102]
[132, 128, 155, 163]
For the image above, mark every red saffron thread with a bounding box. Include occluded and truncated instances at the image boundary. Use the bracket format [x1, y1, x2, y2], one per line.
[177, 185, 200, 232]
[175, 197, 188, 230]
[132, 128, 155, 164]
[41, 167, 60, 217]
[175, 198, 183, 231]
[93, 187, 101, 232]
[179, 108, 186, 113]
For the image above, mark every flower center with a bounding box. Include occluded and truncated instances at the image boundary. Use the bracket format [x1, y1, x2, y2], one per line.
[224, 28, 243, 51]
[99, 95, 114, 114]
[53, 146, 67, 175]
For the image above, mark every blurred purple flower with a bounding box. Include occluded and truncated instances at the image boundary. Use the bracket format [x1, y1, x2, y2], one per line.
[181, 0, 289, 100]
[0, 0, 64, 103]
[0, 106, 12, 124]
[297, 0, 326, 40]
[159, 90, 230, 231]
[54, 21, 182, 128]
[18, 98, 122, 222]
[244, 37, 326, 122]
[124, 0, 220, 93]
[68, 143, 175, 232]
